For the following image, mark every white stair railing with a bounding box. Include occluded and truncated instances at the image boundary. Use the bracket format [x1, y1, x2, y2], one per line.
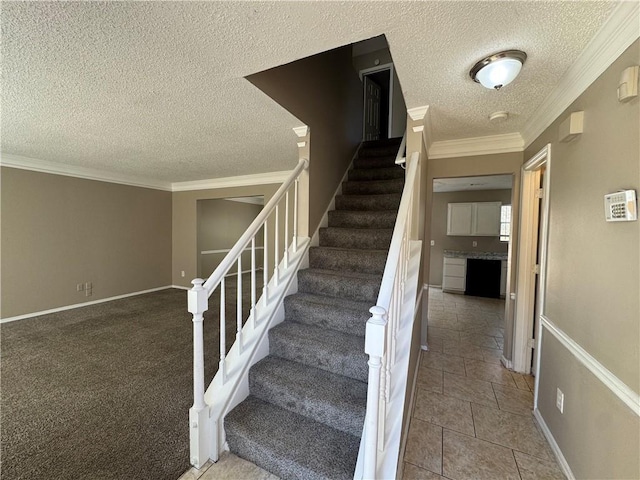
[188, 157, 309, 469]
[358, 148, 422, 480]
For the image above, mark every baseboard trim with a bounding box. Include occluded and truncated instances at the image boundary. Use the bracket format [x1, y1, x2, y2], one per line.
[541, 315, 640, 416]
[533, 408, 575, 480]
[500, 355, 513, 369]
[0, 285, 176, 323]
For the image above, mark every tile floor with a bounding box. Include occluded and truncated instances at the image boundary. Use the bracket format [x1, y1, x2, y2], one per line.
[401, 287, 565, 480]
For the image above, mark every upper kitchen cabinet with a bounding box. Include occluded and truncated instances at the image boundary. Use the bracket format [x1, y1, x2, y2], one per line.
[447, 202, 501, 236]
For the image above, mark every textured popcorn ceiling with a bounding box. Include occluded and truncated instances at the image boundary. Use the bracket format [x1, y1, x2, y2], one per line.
[2, 1, 615, 183]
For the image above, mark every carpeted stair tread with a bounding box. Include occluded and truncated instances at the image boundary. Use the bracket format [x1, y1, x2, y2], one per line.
[298, 268, 382, 303]
[335, 193, 401, 211]
[319, 227, 392, 250]
[360, 137, 402, 149]
[225, 395, 360, 480]
[348, 166, 405, 181]
[342, 178, 405, 195]
[358, 144, 402, 158]
[309, 246, 387, 274]
[249, 356, 367, 436]
[353, 155, 399, 170]
[328, 210, 397, 229]
[269, 321, 368, 382]
[284, 292, 372, 337]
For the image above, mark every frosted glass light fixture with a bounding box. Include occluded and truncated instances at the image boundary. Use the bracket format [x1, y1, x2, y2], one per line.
[470, 50, 527, 90]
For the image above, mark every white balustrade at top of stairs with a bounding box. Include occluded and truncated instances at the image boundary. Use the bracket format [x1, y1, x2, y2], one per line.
[357, 148, 423, 480]
[187, 157, 309, 469]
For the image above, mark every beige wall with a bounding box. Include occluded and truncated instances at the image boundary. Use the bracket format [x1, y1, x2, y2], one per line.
[352, 48, 407, 138]
[0, 167, 172, 318]
[424, 152, 524, 359]
[429, 189, 512, 286]
[197, 199, 263, 278]
[524, 40, 639, 479]
[172, 185, 279, 288]
[248, 45, 363, 234]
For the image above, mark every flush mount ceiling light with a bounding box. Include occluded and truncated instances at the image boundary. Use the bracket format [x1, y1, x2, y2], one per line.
[470, 50, 527, 90]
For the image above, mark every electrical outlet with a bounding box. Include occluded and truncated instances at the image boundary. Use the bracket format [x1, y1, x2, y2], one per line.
[181, 270, 185, 278]
[77, 283, 84, 292]
[472, 241, 478, 247]
[430, 240, 435, 246]
[556, 388, 564, 413]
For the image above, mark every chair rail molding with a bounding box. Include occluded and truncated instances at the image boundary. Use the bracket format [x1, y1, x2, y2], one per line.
[541, 314, 640, 417]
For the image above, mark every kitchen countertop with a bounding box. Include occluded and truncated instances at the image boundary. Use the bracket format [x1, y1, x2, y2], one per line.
[443, 250, 508, 261]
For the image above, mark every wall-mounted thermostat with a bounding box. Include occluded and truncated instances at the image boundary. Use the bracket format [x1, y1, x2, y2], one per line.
[604, 190, 637, 222]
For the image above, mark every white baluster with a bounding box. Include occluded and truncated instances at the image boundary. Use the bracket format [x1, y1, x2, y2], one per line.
[251, 237, 256, 329]
[263, 222, 268, 305]
[293, 178, 299, 252]
[364, 306, 387, 480]
[237, 257, 243, 354]
[274, 204, 279, 286]
[284, 190, 289, 267]
[219, 278, 226, 384]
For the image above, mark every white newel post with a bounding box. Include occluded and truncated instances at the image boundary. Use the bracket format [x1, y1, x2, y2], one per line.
[363, 306, 387, 480]
[188, 278, 211, 468]
[293, 126, 310, 240]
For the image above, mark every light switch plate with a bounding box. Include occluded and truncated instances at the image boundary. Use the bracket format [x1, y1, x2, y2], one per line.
[556, 388, 564, 413]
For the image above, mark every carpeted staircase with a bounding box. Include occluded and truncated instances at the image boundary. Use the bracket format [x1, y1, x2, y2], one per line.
[225, 137, 404, 480]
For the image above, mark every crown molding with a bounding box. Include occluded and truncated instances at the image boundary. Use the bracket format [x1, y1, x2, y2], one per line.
[0, 153, 172, 191]
[521, 0, 640, 147]
[170, 170, 290, 192]
[1, 152, 290, 192]
[428, 133, 524, 159]
[407, 106, 429, 122]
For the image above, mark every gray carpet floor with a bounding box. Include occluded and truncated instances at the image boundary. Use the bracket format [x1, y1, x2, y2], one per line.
[1, 279, 256, 480]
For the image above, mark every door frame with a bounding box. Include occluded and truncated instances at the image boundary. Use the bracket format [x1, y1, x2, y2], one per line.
[513, 144, 551, 382]
[359, 63, 394, 139]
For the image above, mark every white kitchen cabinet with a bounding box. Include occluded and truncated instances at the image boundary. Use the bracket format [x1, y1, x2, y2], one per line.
[443, 257, 466, 293]
[447, 202, 501, 236]
[446, 203, 473, 236]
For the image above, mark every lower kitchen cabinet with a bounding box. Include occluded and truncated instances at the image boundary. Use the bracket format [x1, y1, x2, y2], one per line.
[443, 257, 466, 293]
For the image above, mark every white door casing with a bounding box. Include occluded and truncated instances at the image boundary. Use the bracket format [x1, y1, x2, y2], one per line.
[513, 144, 551, 399]
[360, 63, 395, 140]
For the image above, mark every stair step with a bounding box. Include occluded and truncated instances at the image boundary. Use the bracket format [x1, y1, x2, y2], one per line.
[284, 292, 371, 337]
[353, 155, 399, 169]
[359, 144, 402, 158]
[298, 268, 381, 303]
[361, 137, 403, 149]
[269, 321, 368, 382]
[226, 396, 360, 480]
[336, 193, 401, 211]
[348, 166, 404, 181]
[249, 356, 367, 437]
[342, 178, 404, 195]
[320, 227, 392, 250]
[328, 210, 397, 229]
[309, 246, 387, 274]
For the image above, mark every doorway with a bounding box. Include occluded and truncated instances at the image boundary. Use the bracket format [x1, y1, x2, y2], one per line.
[427, 174, 515, 359]
[513, 145, 551, 389]
[197, 196, 264, 279]
[361, 64, 393, 141]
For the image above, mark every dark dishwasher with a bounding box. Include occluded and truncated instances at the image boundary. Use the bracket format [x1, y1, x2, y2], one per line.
[465, 259, 501, 298]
